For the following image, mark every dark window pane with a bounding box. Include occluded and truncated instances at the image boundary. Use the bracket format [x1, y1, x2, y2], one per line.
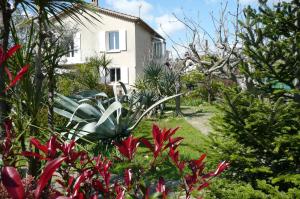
[67, 38, 75, 57]
[110, 68, 115, 82]
[116, 68, 121, 81]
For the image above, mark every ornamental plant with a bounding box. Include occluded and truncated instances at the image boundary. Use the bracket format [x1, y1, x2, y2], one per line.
[0, 124, 229, 199]
[0, 44, 29, 95]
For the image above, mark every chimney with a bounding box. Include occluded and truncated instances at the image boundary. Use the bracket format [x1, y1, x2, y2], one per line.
[91, 0, 99, 7]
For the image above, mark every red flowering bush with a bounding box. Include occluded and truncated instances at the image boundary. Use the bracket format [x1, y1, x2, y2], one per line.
[0, 45, 229, 198]
[0, 124, 229, 199]
[0, 44, 29, 94]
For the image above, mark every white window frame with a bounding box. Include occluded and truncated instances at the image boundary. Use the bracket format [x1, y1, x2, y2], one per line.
[153, 41, 163, 58]
[109, 67, 121, 83]
[65, 32, 81, 64]
[66, 36, 75, 58]
[108, 31, 120, 51]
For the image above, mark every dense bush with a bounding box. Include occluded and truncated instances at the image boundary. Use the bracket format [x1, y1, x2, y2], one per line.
[0, 123, 229, 199]
[210, 89, 300, 195]
[207, 1, 300, 197]
[56, 72, 114, 97]
[182, 70, 224, 103]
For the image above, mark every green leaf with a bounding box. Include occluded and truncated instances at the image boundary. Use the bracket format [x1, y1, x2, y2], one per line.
[96, 101, 122, 126]
[128, 93, 182, 131]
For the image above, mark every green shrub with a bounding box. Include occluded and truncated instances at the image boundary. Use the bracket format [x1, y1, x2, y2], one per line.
[206, 178, 300, 199]
[182, 70, 225, 103]
[210, 89, 300, 193]
[56, 72, 114, 97]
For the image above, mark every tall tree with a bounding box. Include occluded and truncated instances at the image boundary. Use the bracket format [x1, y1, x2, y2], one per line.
[239, 0, 300, 99]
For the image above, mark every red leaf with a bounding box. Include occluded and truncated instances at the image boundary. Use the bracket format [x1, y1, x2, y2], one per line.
[156, 177, 168, 198]
[164, 137, 183, 150]
[169, 147, 185, 172]
[156, 177, 166, 193]
[1, 166, 25, 199]
[30, 137, 48, 154]
[140, 138, 154, 152]
[47, 136, 58, 157]
[21, 151, 48, 160]
[92, 179, 105, 193]
[4, 64, 29, 92]
[214, 161, 230, 176]
[124, 168, 132, 188]
[198, 182, 209, 190]
[5, 44, 21, 61]
[73, 170, 94, 194]
[0, 45, 21, 66]
[34, 157, 66, 198]
[3, 119, 13, 155]
[114, 182, 125, 199]
[4, 66, 13, 81]
[115, 135, 139, 160]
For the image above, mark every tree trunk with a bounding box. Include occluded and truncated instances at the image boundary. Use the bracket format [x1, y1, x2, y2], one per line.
[28, 8, 45, 177]
[0, 4, 12, 137]
[175, 76, 182, 116]
[48, 63, 55, 131]
[34, 11, 45, 104]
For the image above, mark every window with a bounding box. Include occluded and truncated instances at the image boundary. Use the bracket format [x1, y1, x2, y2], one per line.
[109, 68, 121, 82]
[154, 42, 162, 58]
[67, 37, 75, 57]
[66, 33, 80, 58]
[108, 31, 119, 50]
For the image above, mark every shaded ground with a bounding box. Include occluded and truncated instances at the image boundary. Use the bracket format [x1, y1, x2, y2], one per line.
[181, 106, 215, 135]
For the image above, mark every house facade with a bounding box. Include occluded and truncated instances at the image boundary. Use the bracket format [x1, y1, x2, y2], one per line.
[60, 2, 166, 88]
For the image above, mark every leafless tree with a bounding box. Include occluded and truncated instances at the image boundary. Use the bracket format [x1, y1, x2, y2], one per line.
[164, 1, 245, 104]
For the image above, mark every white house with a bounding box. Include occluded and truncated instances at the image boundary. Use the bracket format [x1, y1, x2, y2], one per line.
[60, 0, 166, 88]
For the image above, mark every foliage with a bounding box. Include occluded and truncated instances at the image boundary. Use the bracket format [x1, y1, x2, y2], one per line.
[57, 54, 114, 97]
[0, 44, 29, 94]
[206, 1, 300, 197]
[182, 70, 225, 103]
[210, 88, 300, 193]
[0, 123, 229, 199]
[57, 72, 114, 97]
[135, 63, 177, 114]
[54, 84, 181, 142]
[205, 178, 300, 199]
[239, 0, 300, 97]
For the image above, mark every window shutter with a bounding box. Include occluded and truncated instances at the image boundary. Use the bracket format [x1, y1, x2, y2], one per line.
[74, 32, 81, 60]
[99, 31, 106, 52]
[121, 67, 129, 84]
[120, 30, 127, 51]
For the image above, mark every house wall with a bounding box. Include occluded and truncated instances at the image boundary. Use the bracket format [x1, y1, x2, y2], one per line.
[61, 11, 137, 86]
[134, 24, 153, 80]
[60, 10, 165, 88]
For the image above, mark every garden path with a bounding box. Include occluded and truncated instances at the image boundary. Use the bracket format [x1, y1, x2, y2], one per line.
[181, 106, 215, 135]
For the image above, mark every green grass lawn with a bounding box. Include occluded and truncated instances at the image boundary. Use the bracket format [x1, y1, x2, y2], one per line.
[133, 117, 212, 160]
[111, 117, 214, 183]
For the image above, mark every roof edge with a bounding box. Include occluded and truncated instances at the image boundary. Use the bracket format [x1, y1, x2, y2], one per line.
[97, 7, 164, 40]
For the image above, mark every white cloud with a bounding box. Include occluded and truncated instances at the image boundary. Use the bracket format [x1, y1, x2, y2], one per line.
[105, 0, 154, 21]
[155, 14, 185, 36]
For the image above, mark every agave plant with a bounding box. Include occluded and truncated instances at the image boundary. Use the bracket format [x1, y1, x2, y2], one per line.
[54, 82, 181, 141]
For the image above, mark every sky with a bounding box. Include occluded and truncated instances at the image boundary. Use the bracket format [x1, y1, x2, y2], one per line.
[89, 0, 289, 57]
